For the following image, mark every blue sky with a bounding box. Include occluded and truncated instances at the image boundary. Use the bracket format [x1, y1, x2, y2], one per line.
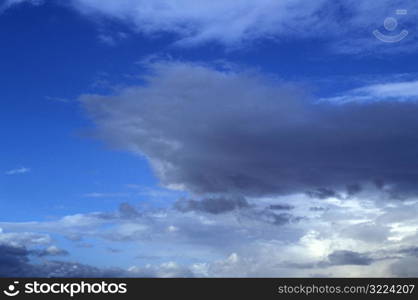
[2, 0, 418, 277]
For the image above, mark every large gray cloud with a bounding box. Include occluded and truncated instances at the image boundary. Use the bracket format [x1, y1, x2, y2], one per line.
[81, 62, 418, 198]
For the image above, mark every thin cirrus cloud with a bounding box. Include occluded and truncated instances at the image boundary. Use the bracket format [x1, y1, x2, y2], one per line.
[4, 0, 418, 51]
[82, 192, 130, 198]
[81, 61, 418, 198]
[5, 167, 31, 175]
[69, 0, 418, 49]
[322, 80, 418, 103]
[0, 0, 43, 10]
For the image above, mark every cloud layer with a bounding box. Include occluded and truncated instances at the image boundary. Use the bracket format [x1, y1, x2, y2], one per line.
[2, 189, 418, 277]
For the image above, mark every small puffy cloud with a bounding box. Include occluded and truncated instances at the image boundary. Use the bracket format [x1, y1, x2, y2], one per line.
[0, 228, 51, 247]
[36, 246, 69, 257]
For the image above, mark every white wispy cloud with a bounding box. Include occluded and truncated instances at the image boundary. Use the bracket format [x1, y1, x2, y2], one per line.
[5, 167, 30, 175]
[98, 32, 128, 46]
[0, 0, 42, 11]
[322, 80, 418, 103]
[82, 192, 130, 198]
[4, 0, 418, 51]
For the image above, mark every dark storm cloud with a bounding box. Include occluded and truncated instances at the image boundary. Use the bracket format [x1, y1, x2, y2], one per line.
[309, 207, 327, 212]
[174, 196, 301, 226]
[269, 204, 294, 210]
[398, 247, 418, 257]
[240, 208, 302, 226]
[307, 188, 340, 199]
[346, 184, 362, 196]
[326, 250, 374, 266]
[271, 213, 299, 226]
[0, 243, 125, 277]
[174, 196, 249, 214]
[0, 244, 32, 277]
[283, 250, 375, 270]
[81, 62, 418, 198]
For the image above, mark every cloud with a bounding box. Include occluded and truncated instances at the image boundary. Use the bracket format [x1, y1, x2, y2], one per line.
[81, 61, 418, 198]
[0, 243, 124, 277]
[174, 196, 249, 214]
[5, 167, 30, 175]
[128, 262, 194, 278]
[98, 32, 128, 46]
[325, 250, 374, 266]
[2, 188, 417, 277]
[69, 0, 327, 46]
[4, 0, 418, 51]
[399, 247, 418, 257]
[340, 222, 390, 244]
[322, 80, 418, 103]
[36, 246, 69, 257]
[0, 228, 51, 247]
[0, 230, 111, 277]
[269, 204, 294, 211]
[82, 192, 129, 198]
[0, 241, 194, 277]
[389, 256, 418, 277]
[307, 188, 341, 200]
[118, 202, 141, 219]
[0, 244, 33, 277]
[73, 1, 418, 50]
[45, 96, 70, 103]
[0, 0, 42, 11]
